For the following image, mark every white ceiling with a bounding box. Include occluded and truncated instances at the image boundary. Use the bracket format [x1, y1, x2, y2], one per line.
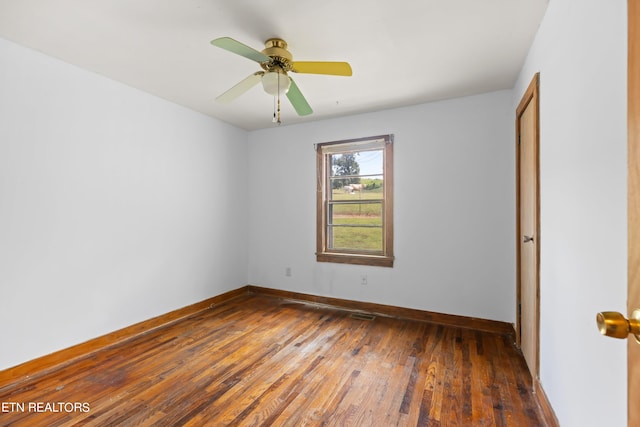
[0, 0, 548, 130]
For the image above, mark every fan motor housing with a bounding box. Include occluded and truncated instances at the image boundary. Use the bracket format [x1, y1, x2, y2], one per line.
[261, 38, 293, 72]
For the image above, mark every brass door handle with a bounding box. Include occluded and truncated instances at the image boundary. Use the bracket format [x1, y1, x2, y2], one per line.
[596, 309, 640, 343]
[523, 235, 534, 243]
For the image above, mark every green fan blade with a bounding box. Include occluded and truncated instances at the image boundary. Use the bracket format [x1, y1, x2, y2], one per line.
[210, 37, 271, 63]
[216, 72, 263, 103]
[286, 78, 313, 116]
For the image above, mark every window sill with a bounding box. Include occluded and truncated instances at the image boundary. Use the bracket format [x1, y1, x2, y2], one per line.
[316, 252, 394, 268]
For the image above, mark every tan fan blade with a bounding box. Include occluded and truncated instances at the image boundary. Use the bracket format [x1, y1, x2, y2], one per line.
[292, 62, 352, 76]
[216, 72, 264, 103]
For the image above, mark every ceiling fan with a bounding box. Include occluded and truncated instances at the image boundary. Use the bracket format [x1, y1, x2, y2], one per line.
[210, 37, 352, 123]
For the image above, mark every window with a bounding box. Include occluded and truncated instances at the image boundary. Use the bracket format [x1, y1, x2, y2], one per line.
[316, 135, 394, 267]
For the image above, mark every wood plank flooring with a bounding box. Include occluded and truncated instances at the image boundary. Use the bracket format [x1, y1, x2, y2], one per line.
[0, 294, 545, 426]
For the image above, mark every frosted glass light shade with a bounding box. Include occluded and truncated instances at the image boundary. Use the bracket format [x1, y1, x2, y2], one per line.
[262, 71, 291, 96]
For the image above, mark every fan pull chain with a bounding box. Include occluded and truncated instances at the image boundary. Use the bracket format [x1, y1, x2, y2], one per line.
[272, 71, 282, 125]
[272, 95, 281, 125]
[273, 96, 277, 123]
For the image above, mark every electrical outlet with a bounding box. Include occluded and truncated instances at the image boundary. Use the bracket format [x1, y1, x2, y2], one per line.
[285, 267, 292, 277]
[360, 274, 368, 286]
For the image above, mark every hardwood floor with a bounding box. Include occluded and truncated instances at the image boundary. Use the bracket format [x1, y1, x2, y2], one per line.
[0, 294, 545, 426]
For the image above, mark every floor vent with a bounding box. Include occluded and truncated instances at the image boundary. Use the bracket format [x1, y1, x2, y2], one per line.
[350, 313, 376, 321]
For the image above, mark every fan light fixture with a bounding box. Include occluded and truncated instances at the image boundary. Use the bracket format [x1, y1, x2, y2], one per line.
[261, 71, 291, 96]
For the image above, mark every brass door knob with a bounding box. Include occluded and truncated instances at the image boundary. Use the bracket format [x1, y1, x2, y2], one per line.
[596, 309, 640, 342]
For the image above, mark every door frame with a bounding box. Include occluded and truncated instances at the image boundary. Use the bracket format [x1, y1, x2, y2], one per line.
[515, 73, 541, 379]
[628, 0, 640, 424]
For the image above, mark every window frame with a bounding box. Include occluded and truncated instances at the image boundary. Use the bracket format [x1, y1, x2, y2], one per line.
[315, 134, 394, 267]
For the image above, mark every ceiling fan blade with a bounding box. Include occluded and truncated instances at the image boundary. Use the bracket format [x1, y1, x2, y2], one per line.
[292, 61, 352, 76]
[286, 77, 313, 116]
[216, 72, 263, 103]
[210, 37, 271, 63]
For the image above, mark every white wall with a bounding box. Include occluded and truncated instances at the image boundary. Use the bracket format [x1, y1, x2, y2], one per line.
[0, 37, 249, 370]
[513, 1, 628, 425]
[248, 90, 515, 323]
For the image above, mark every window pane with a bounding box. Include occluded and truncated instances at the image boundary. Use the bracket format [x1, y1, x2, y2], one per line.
[330, 202, 382, 225]
[329, 150, 383, 198]
[329, 225, 383, 252]
[355, 150, 383, 175]
[330, 175, 384, 200]
[330, 151, 382, 176]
